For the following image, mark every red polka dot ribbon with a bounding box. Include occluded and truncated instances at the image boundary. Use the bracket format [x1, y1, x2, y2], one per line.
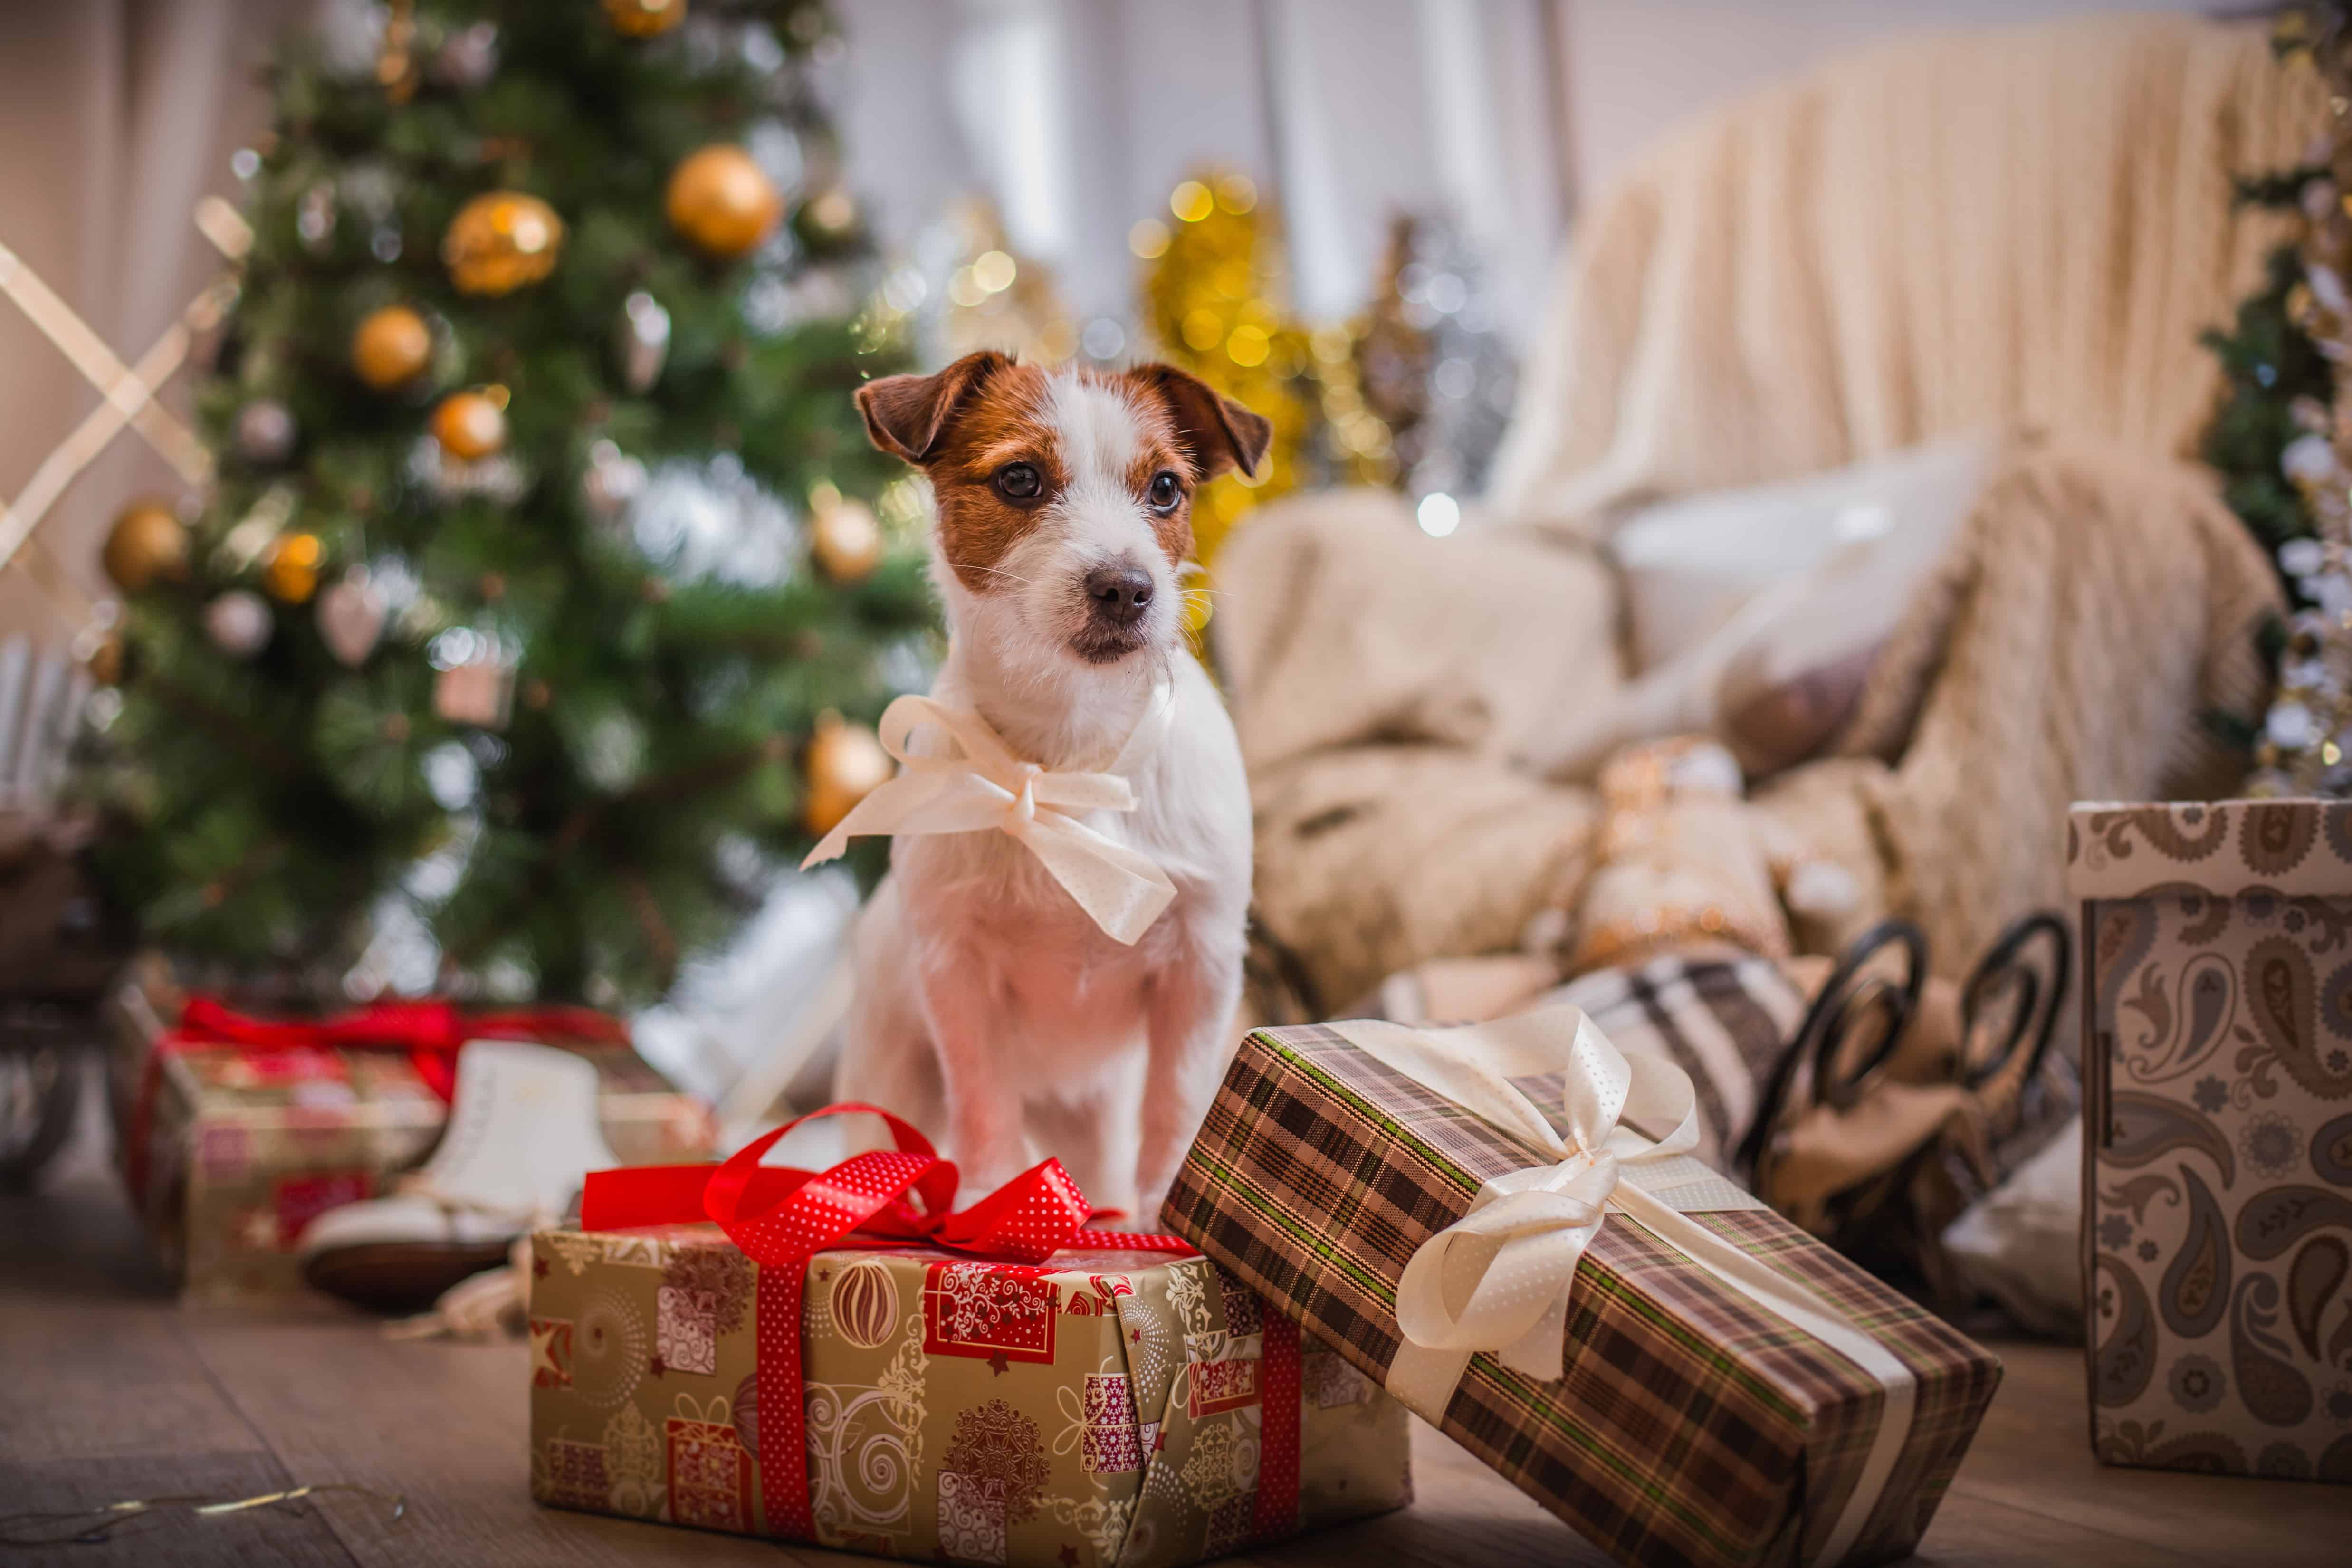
[577, 1101, 1199, 1542]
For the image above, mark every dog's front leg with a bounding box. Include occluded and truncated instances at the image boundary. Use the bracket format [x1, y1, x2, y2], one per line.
[1134, 935, 1243, 1224]
[917, 948, 1028, 1194]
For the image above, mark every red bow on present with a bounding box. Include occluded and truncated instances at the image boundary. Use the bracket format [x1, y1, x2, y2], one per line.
[124, 995, 629, 1208]
[578, 1102, 1197, 1542]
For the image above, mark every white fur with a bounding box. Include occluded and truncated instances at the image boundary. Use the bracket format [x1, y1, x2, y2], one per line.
[835, 370, 1252, 1222]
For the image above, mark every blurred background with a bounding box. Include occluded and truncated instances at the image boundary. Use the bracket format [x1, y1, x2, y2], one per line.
[0, 0, 2331, 1288]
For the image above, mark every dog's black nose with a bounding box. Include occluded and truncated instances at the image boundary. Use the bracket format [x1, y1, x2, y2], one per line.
[1084, 565, 1154, 626]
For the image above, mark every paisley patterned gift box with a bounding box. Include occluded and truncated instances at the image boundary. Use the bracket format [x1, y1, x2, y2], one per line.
[2071, 800, 2352, 1481]
[526, 1224, 1413, 1565]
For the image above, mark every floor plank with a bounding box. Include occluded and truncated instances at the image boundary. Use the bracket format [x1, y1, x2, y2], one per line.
[0, 1449, 357, 1568]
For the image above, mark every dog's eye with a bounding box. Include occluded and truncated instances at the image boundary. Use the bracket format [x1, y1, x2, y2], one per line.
[1147, 471, 1183, 515]
[994, 462, 1042, 501]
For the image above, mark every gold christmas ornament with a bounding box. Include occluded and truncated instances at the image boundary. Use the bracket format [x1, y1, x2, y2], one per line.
[351, 305, 432, 390]
[262, 532, 325, 603]
[810, 493, 881, 583]
[441, 191, 564, 296]
[827, 1260, 900, 1348]
[603, 0, 686, 37]
[802, 711, 892, 838]
[431, 387, 509, 460]
[85, 632, 125, 686]
[101, 500, 190, 593]
[665, 144, 782, 260]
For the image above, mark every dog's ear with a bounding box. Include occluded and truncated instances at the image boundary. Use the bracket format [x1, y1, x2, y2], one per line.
[1127, 363, 1273, 481]
[856, 350, 1011, 465]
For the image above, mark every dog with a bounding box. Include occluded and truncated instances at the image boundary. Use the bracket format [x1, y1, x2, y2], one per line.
[830, 350, 1270, 1223]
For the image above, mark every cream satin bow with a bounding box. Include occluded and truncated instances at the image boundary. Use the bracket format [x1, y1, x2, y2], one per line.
[1337, 1008, 1717, 1384]
[800, 685, 1178, 946]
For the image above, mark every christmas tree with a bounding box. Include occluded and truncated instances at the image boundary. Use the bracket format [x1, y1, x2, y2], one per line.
[84, 0, 929, 1006]
[2211, 3, 2344, 794]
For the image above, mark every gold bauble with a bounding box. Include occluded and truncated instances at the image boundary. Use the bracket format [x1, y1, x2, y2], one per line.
[101, 500, 190, 594]
[85, 632, 125, 686]
[441, 191, 564, 296]
[431, 388, 509, 460]
[665, 144, 782, 260]
[603, 0, 686, 37]
[811, 496, 881, 583]
[802, 712, 892, 838]
[263, 532, 325, 604]
[351, 306, 433, 390]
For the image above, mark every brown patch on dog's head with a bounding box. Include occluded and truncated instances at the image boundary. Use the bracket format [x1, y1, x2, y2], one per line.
[855, 353, 1273, 596]
[1119, 363, 1272, 484]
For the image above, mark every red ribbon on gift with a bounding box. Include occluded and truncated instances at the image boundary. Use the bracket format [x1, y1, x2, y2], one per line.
[124, 995, 629, 1207]
[579, 1102, 1302, 1548]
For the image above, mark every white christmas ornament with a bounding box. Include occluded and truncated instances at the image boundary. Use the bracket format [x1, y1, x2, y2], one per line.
[617, 291, 670, 394]
[316, 568, 389, 666]
[204, 590, 273, 658]
[581, 438, 648, 521]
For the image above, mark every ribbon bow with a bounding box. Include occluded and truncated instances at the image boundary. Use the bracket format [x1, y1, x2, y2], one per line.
[579, 1101, 1165, 1266]
[800, 688, 1178, 946]
[1341, 1008, 1714, 1383]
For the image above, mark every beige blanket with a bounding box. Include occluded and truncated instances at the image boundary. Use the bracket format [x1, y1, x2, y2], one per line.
[1218, 15, 2310, 1007]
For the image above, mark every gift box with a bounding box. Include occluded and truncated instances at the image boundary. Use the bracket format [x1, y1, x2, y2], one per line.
[530, 1106, 1411, 1565]
[1163, 1008, 2004, 1568]
[107, 978, 716, 1303]
[2070, 800, 2352, 1482]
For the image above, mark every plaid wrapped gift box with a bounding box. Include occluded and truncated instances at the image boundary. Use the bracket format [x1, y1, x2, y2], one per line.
[1163, 1014, 2004, 1568]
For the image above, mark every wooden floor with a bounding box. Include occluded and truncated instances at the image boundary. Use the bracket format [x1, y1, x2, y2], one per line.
[5, 1088, 2349, 1567]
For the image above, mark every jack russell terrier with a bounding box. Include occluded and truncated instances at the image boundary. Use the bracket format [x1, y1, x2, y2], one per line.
[809, 350, 1270, 1223]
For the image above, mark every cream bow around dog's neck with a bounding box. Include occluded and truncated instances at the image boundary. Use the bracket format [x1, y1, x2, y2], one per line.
[801, 682, 1178, 945]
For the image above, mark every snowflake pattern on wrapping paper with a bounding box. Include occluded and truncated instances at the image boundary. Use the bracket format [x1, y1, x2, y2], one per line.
[941, 1398, 1051, 1527]
[663, 1244, 753, 1336]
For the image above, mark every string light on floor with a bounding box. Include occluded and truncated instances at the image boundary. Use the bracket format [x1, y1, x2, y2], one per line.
[1416, 492, 1461, 538]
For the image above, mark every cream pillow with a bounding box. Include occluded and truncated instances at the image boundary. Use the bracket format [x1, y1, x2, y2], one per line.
[1520, 433, 1999, 781]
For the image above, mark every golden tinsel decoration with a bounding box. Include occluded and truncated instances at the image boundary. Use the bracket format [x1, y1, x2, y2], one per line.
[442, 191, 564, 296]
[1135, 170, 1393, 574]
[935, 197, 1074, 364]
